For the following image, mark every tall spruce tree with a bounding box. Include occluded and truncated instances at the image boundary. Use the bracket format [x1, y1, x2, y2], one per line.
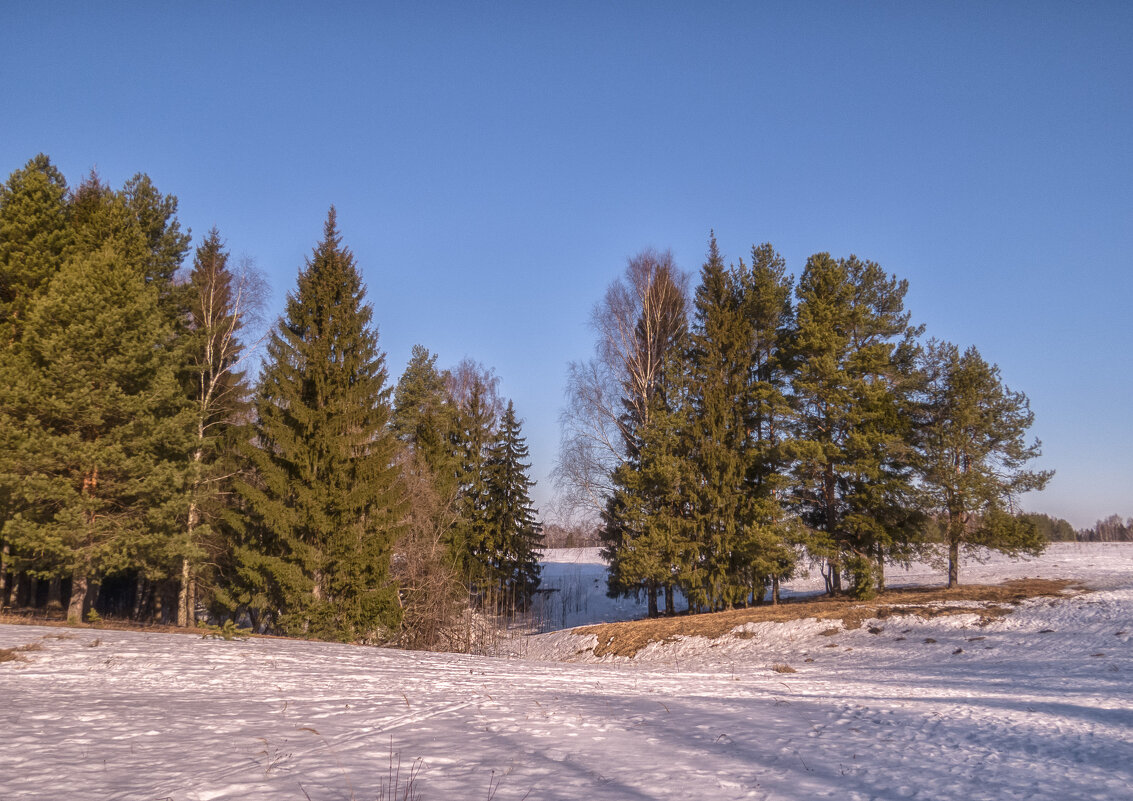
[482, 401, 543, 614]
[791, 253, 923, 597]
[2, 243, 190, 622]
[450, 370, 499, 596]
[236, 209, 401, 641]
[1, 167, 191, 620]
[738, 243, 799, 604]
[919, 341, 1052, 586]
[603, 339, 693, 616]
[683, 235, 755, 610]
[0, 155, 72, 607]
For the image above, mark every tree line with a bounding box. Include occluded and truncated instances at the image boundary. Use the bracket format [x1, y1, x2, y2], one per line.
[0, 155, 542, 644]
[558, 238, 1054, 613]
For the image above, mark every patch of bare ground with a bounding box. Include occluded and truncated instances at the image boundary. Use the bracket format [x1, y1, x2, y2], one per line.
[576, 578, 1083, 658]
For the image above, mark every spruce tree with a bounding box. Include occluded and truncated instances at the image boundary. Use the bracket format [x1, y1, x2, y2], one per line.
[603, 341, 693, 616]
[738, 243, 799, 604]
[1, 243, 190, 622]
[0, 155, 72, 606]
[684, 235, 758, 610]
[0, 155, 71, 340]
[482, 401, 543, 614]
[1, 166, 192, 620]
[919, 342, 1052, 586]
[236, 209, 401, 640]
[451, 372, 499, 595]
[392, 344, 458, 491]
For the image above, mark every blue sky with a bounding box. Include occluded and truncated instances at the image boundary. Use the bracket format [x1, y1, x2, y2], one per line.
[3, 2, 1130, 528]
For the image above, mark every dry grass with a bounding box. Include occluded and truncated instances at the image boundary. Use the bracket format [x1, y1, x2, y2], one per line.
[576, 578, 1082, 657]
[0, 640, 45, 663]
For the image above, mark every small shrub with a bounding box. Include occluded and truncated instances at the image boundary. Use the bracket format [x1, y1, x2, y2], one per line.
[201, 620, 252, 641]
[86, 609, 102, 625]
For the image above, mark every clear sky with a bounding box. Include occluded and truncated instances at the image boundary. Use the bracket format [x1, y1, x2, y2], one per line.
[2, 2, 1130, 528]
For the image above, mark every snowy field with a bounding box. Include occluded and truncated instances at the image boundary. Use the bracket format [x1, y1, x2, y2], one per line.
[2, 542, 1131, 800]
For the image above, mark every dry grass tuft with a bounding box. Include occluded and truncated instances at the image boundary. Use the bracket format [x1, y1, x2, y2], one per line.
[770, 663, 797, 674]
[0, 641, 44, 663]
[576, 578, 1082, 658]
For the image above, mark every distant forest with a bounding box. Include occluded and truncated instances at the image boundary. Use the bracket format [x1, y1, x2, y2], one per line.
[0, 155, 1126, 646]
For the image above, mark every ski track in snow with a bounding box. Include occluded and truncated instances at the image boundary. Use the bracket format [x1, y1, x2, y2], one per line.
[1, 542, 1131, 800]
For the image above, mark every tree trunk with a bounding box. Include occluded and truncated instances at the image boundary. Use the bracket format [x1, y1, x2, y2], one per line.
[47, 577, 63, 611]
[177, 556, 192, 627]
[664, 583, 674, 615]
[647, 581, 658, 618]
[67, 566, 88, 623]
[133, 576, 147, 619]
[876, 544, 886, 593]
[948, 514, 962, 588]
[0, 539, 8, 608]
[772, 575, 780, 606]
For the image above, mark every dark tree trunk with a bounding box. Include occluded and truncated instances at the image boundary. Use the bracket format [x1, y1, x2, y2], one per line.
[47, 577, 63, 611]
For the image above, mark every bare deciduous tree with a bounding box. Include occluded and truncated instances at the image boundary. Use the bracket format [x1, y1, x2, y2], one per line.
[177, 235, 268, 628]
[554, 249, 688, 519]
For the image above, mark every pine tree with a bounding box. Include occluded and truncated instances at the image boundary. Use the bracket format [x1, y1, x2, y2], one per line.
[236, 209, 401, 640]
[919, 342, 1052, 586]
[482, 401, 543, 614]
[791, 253, 923, 597]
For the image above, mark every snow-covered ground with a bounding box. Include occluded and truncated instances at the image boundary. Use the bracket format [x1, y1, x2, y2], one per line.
[2, 543, 1131, 800]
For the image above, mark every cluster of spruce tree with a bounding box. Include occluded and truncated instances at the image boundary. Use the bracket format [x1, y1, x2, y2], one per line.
[0, 155, 542, 644]
[563, 237, 1052, 612]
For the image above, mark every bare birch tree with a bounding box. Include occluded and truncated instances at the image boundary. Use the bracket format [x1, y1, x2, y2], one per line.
[555, 249, 688, 519]
[177, 230, 267, 627]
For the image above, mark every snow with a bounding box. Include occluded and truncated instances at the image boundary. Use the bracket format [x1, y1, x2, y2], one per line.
[2, 542, 1132, 800]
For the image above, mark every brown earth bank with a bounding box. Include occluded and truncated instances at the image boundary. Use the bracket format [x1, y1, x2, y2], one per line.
[575, 578, 1084, 658]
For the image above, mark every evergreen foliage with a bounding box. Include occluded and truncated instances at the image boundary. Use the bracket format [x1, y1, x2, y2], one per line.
[1, 243, 191, 621]
[790, 253, 924, 597]
[235, 209, 402, 641]
[392, 344, 458, 491]
[481, 401, 543, 613]
[598, 252, 689, 615]
[0, 165, 191, 621]
[0, 154, 71, 341]
[919, 341, 1052, 585]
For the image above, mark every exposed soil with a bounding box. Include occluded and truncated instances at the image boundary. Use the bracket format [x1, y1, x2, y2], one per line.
[575, 578, 1083, 658]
